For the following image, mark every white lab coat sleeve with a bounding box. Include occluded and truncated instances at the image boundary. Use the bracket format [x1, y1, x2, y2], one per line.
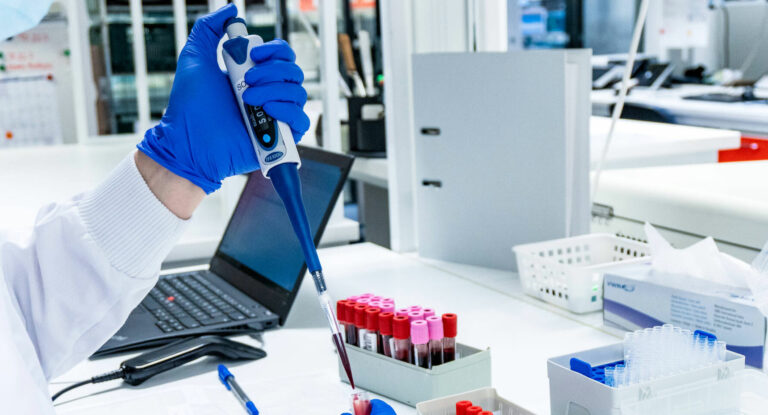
[0, 152, 187, 381]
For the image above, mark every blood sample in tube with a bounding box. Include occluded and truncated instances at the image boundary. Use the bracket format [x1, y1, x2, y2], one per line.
[379, 312, 394, 357]
[442, 313, 457, 362]
[392, 316, 412, 363]
[344, 301, 358, 346]
[354, 304, 368, 347]
[411, 320, 430, 369]
[337, 300, 348, 342]
[363, 307, 381, 352]
[426, 315, 444, 367]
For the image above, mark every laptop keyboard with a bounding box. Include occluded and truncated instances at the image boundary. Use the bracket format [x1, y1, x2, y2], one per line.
[142, 272, 259, 333]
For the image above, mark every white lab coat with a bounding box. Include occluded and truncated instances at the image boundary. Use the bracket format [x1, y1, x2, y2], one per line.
[0, 153, 187, 413]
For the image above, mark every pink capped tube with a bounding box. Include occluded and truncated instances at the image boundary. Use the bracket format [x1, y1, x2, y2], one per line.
[396, 308, 410, 318]
[347, 295, 361, 301]
[408, 305, 422, 312]
[369, 301, 382, 308]
[426, 316, 444, 367]
[408, 310, 424, 322]
[356, 297, 372, 305]
[381, 297, 395, 304]
[370, 296, 383, 302]
[359, 293, 375, 298]
[422, 308, 435, 318]
[411, 320, 430, 369]
[380, 303, 395, 313]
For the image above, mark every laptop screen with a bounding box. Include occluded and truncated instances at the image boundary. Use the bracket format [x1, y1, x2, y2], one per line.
[210, 146, 353, 322]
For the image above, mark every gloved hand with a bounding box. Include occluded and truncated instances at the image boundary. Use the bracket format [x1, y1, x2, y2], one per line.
[137, 3, 309, 194]
[341, 399, 397, 415]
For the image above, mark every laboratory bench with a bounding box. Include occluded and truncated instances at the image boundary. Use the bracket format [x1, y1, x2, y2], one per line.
[51, 242, 619, 414]
[0, 141, 360, 264]
[591, 84, 768, 137]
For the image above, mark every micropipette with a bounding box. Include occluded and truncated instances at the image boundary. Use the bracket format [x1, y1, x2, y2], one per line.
[221, 16, 355, 389]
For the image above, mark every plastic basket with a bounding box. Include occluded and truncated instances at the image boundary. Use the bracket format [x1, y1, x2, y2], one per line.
[415, 387, 535, 415]
[512, 234, 650, 313]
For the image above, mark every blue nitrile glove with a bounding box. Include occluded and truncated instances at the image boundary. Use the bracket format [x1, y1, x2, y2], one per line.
[341, 399, 397, 415]
[137, 4, 309, 194]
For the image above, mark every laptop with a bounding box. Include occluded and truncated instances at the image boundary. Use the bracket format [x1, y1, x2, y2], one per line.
[94, 146, 354, 356]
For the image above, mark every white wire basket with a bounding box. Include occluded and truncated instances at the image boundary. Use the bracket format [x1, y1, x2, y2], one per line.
[512, 234, 651, 313]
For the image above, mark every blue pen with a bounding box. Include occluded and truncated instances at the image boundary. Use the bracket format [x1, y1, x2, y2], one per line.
[218, 364, 259, 415]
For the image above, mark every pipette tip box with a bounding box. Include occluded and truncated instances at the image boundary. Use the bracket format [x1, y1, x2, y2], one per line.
[338, 343, 491, 406]
[547, 342, 745, 415]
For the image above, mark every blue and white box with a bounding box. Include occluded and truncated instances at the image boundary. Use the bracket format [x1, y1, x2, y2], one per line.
[603, 264, 768, 369]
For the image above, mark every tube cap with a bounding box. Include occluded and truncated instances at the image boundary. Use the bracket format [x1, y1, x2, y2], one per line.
[426, 315, 444, 340]
[344, 301, 357, 324]
[466, 406, 483, 415]
[479, 412, 493, 415]
[366, 307, 381, 331]
[379, 312, 394, 336]
[442, 313, 457, 338]
[336, 300, 347, 323]
[408, 310, 424, 322]
[381, 297, 395, 304]
[370, 296, 383, 302]
[396, 308, 410, 318]
[422, 308, 435, 318]
[411, 320, 429, 345]
[347, 295, 361, 301]
[456, 401, 473, 415]
[392, 316, 411, 340]
[357, 298, 371, 305]
[359, 293, 375, 298]
[380, 303, 395, 313]
[354, 304, 368, 327]
[408, 305, 422, 311]
[369, 301, 382, 308]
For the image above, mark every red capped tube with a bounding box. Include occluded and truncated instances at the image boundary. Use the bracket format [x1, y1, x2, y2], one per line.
[442, 313, 457, 362]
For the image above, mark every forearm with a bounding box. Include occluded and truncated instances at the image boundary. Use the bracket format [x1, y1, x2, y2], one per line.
[134, 151, 205, 220]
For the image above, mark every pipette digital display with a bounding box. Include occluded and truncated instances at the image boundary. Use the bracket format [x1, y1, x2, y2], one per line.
[221, 17, 355, 389]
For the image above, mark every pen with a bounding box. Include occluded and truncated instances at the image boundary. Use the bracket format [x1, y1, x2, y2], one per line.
[218, 364, 259, 415]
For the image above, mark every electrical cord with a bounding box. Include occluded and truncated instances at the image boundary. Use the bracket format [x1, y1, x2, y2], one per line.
[51, 368, 125, 402]
[590, 0, 651, 205]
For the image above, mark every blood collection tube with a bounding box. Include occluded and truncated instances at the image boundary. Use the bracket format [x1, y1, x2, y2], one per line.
[408, 309, 424, 322]
[363, 307, 381, 352]
[359, 293, 375, 299]
[347, 295, 361, 301]
[422, 308, 435, 318]
[442, 313, 457, 362]
[408, 305, 422, 312]
[344, 301, 358, 346]
[381, 297, 395, 304]
[351, 390, 372, 415]
[337, 300, 347, 342]
[355, 304, 368, 346]
[466, 405, 483, 415]
[456, 401, 473, 415]
[392, 316, 412, 363]
[369, 301, 382, 308]
[411, 320, 430, 369]
[426, 316, 444, 367]
[380, 303, 395, 313]
[479, 411, 493, 415]
[396, 308, 410, 318]
[379, 312, 394, 357]
[370, 295, 383, 302]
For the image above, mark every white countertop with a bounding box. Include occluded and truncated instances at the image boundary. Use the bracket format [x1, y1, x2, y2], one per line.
[0, 141, 360, 263]
[51, 243, 620, 414]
